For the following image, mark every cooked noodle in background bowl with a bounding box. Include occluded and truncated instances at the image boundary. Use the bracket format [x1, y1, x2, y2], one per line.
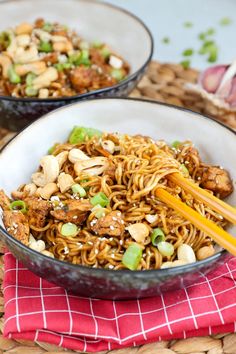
[0, 98, 236, 299]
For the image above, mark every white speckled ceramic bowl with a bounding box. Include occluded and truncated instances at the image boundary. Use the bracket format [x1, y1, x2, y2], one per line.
[0, 0, 153, 131]
[0, 98, 235, 299]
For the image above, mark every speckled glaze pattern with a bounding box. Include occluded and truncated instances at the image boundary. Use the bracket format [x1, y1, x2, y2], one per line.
[0, 228, 229, 299]
[0, 69, 145, 131]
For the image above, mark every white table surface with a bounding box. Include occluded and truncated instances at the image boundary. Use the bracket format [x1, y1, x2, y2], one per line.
[105, 0, 236, 70]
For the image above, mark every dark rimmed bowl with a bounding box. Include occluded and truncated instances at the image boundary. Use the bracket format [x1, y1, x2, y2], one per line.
[0, 98, 235, 299]
[0, 0, 153, 131]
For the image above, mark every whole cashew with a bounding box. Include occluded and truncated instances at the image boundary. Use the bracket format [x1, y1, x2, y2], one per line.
[16, 34, 31, 47]
[15, 22, 33, 35]
[33, 29, 51, 43]
[0, 54, 12, 78]
[32, 67, 58, 90]
[58, 173, 74, 193]
[31, 155, 60, 187]
[74, 157, 108, 176]
[13, 44, 39, 64]
[38, 88, 49, 99]
[68, 148, 89, 163]
[37, 182, 59, 199]
[53, 41, 73, 53]
[15, 61, 47, 76]
[24, 183, 37, 196]
[56, 151, 69, 169]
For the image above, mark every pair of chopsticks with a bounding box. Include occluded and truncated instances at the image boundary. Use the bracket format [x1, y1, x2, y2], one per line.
[155, 172, 236, 256]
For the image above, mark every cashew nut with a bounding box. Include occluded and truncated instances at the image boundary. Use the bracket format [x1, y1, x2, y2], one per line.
[177, 244, 196, 263]
[11, 190, 24, 199]
[101, 140, 115, 154]
[196, 245, 215, 260]
[37, 182, 59, 199]
[31, 155, 60, 187]
[15, 22, 33, 35]
[16, 34, 31, 47]
[74, 157, 108, 176]
[56, 151, 68, 169]
[15, 61, 47, 76]
[161, 260, 187, 269]
[126, 223, 149, 243]
[38, 88, 49, 99]
[51, 35, 68, 43]
[58, 172, 74, 193]
[32, 67, 58, 90]
[29, 239, 46, 252]
[13, 44, 39, 64]
[0, 54, 12, 78]
[33, 29, 52, 43]
[41, 250, 54, 258]
[53, 41, 73, 53]
[68, 148, 89, 163]
[145, 214, 158, 224]
[24, 183, 37, 196]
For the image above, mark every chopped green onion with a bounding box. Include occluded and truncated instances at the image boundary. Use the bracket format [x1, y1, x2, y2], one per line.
[8, 66, 21, 84]
[91, 205, 106, 218]
[10, 200, 27, 214]
[198, 40, 215, 54]
[90, 192, 109, 207]
[207, 44, 218, 62]
[183, 21, 193, 28]
[151, 228, 165, 246]
[38, 40, 52, 53]
[55, 62, 72, 71]
[0, 31, 11, 48]
[61, 223, 78, 237]
[25, 86, 38, 97]
[92, 40, 102, 48]
[68, 126, 102, 144]
[42, 22, 53, 32]
[206, 28, 216, 36]
[180, 164, 189, 177]
[198, 32, 206, 41]
[26, 72, 36, 86]
[172, 141, 181, 149]
[182, 48, 194, 56]
[48, 143, 59, 154]
[162, 37, 170, 44]
[69, 49, 90, 66]
[220, 17, 232, 26]
[122, 243, 143, 270]
[100, 47, 111, 59]
[157, 241, 174, 257]
[180, 60, 190, 69]
[71, 183, 86, 197]
[111, 68, 124, 81]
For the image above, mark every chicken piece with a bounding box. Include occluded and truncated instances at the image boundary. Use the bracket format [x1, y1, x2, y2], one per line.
[51, 199, 92, 224]
[3, 210, 29, 245]
[90, 210, 125, 237]
[180, 146, 201, 174]
[24, 197, 51, 228]
[196, 165, 233, 198]
[0, 189, 10, 210]
[70, 67, 99, 91]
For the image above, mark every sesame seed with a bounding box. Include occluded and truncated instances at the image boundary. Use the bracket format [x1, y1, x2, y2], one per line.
[112, 217, 117, 221]
[95, 249, 99, 255]
[108, 264, 114, 269]
[110, 225, 115, 230]
[119, 240, 123, 245]
[88, 241, 93, 245]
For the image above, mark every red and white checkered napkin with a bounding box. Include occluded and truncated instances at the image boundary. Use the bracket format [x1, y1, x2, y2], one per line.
[3, 252, 236, 353]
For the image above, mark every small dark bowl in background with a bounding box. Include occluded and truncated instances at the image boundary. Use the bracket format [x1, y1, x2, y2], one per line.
[0, 98, 235, 299]
[0, 0, 153, 131]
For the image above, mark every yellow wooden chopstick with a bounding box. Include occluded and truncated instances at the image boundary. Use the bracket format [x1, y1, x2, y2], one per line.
[156, 188, 236, 257]
[168, 172, 236, 225]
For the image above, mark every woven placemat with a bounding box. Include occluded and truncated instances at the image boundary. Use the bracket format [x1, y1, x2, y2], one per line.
[0, 61, 236, 354]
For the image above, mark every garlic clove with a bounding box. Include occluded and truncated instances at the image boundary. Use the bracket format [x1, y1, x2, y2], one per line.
[201, 65, 227, 93]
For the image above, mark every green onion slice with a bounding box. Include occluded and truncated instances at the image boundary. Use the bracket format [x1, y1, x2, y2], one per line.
[42, 22, 54, 32]
[48, 143, 59, 155]
[25, 86, 38, 97]
[10, 200, 27, 214]
[90, 192, 109, 207]
[157, 241, 174, 257]
[71, 183, 86, 197]
[151, 228, 165, 246]
[182, 48, 194, 56]
[68, 126, 102, 144]
[61, 223, 78, 237]
[110, 68, 124, 81]
[100, 47, 111, 59]
[122, 243, 143, 270]
[91, 205, 106, 218]
[172, 140, 181, 149]
[180, 164, 189, 177]
[180, 60, 191, 69]
[8, 65, 21, 84]
[39, 41, 52, 53]
[26, 72, 36, 86]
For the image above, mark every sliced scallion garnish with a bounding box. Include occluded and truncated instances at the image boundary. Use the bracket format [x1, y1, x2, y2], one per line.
[90, 192, 109, 207]
[8, 65, 21, 84]
[180, 164, 189, 177]
[151, 228, 165, 246]
[122, 243, 143, 270]
[61, 223, 78, 237]
[10, 200, 27, 214]
[157, 241, 174, 257]
[68, 126, 102, 144]
[71, 183, 86, 197]
[182, 48, 194, 56]
[38, 40, 53, 53]
[172, 141, 181, 149]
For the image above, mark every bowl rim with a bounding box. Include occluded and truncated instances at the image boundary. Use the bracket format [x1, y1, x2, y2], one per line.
[0, 96, 233, 277]
[0, 0, 154, 103]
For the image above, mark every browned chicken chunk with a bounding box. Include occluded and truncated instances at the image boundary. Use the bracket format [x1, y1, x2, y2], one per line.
[0, 189, 10, 210]
[24, 197, 51, 228]
[90, 210, 125, 236]
[51, 199, 92, 224]
[197, 166, 233, 198]
[179, 146, 201, 174]
[3, 210, 29, 245]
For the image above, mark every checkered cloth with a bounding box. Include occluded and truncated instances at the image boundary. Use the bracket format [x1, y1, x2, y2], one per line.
[3, 252, 236, 352]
